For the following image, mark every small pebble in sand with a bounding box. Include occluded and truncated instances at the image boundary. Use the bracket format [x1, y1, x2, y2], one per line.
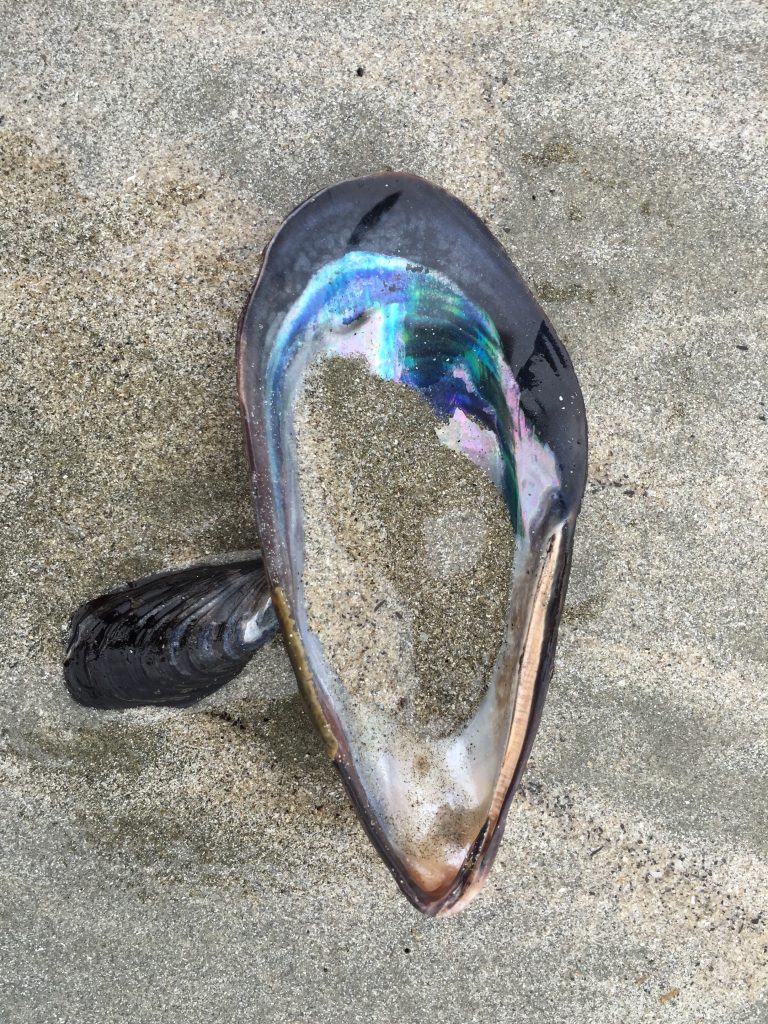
[295, 356, 515, 737]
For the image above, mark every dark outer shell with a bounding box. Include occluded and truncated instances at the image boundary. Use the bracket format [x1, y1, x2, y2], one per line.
[64, 557, 277, 709]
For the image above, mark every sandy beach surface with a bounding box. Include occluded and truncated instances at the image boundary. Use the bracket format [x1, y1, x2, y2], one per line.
[1, 2, 766, 1021]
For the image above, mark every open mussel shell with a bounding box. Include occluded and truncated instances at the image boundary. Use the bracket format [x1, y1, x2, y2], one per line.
[237, 172, 587, 916]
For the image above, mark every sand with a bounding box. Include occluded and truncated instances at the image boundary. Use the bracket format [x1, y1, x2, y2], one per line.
[1, 1, 766, 1021]
[294, 355, 515, 737]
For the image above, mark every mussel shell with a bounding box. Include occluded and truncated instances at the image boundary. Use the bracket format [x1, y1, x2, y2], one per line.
[64, 556, 278, 709]
[237, 173, 587, 915]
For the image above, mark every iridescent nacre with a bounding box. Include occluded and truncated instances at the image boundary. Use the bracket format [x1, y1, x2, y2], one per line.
[238, 172, 587, 915]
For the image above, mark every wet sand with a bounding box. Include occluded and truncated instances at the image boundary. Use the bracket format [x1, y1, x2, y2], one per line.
[295, 356, 515, 737]
[1, 1, 766, 1021]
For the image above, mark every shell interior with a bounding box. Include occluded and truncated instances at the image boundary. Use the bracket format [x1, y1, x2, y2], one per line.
[238, 174, 587, 915]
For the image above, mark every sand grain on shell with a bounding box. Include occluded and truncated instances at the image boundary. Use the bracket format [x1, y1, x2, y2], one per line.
[295, 355, 515, 737]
